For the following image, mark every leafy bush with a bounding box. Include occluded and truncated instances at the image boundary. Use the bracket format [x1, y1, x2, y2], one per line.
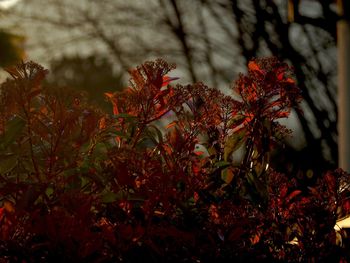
[0, 58, 349, 262]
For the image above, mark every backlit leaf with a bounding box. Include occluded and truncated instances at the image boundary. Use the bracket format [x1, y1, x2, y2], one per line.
[248, 61, 263, 73]
[286, 190, 302, 203]
[224, 129, 246, 161]
[162, 76, 179, 86]
[221, 167, 234, 184]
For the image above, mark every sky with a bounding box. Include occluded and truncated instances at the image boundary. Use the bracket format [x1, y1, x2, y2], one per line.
[0, 0, 20, 9]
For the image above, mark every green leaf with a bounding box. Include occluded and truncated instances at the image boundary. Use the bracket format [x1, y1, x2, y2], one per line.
[214, 161, 231, 168]
[0, 154, 17, 174]
[45, 186, 54, 197]
[101, 191, 119, 203]
[80, 176, 90, 189]
[102, 126, 130, 138]
[247, 171, 267, 200]
[0, 30, 25, 67]
[1, 116, 26, 149]
[147, 124, 164, 144]
[227, 115, 246, 128]
[207, 146, 217, 156]
[223, 129, 246, 161]
[127, 195, 145, 201]
[221, 167, 234, 184]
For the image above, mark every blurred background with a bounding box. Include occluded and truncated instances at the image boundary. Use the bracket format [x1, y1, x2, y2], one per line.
[0, 0, 340, 173]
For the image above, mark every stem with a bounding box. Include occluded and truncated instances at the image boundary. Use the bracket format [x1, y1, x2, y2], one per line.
[131, 123, 146, 149]
[22, 101, 41, 182]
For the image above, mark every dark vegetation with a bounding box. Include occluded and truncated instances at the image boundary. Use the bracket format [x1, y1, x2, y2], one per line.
[0, 58, 349, 262]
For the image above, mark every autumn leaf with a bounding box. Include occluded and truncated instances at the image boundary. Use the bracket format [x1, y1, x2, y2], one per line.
[221, 167, 234, 184]
[248, 61, 264, 74]
[286, 190, 302, 203]
[162, 76, 179, 86]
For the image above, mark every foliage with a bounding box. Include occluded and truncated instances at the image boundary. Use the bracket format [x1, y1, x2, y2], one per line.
[0, 30, 25, 67]
[0, 58, 349, 262]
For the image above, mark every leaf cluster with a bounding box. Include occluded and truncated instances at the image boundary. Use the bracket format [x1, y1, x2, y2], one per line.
[0, 58, 349, 262]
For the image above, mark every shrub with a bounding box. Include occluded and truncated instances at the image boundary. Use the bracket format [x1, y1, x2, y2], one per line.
[0, 58, 349, 262]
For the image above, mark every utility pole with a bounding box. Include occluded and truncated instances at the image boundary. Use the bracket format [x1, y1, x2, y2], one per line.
[338, 0, 350, 172]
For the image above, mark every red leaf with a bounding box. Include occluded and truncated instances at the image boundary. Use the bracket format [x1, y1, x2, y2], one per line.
[194, 151, 204, 156]
[194, 192, 199, 202]
[277, 72, 284, 80]
[280, 185, 288, 198]
[99, 117, 107, 130]
[132, 224, 145, 242]
[112, 101, 119, 115]
[248, 61, 263, 73]
[285, 77, 295, 84]
[227, 227, 245, 241]
[0, 207, 4, 222]
[162, 76, 179, 86]
[192, 161, 201, 175]
[165, 121, 177, 129]
[286, 190, 302, 203]
[104, 92, 114, 99]
[250, 232, 261, 244]
[119, 224, 133, 240]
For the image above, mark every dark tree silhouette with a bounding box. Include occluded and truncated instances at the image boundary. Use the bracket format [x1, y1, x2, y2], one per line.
[3, 0, 339, 168]
[47, 55, 124, 112]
